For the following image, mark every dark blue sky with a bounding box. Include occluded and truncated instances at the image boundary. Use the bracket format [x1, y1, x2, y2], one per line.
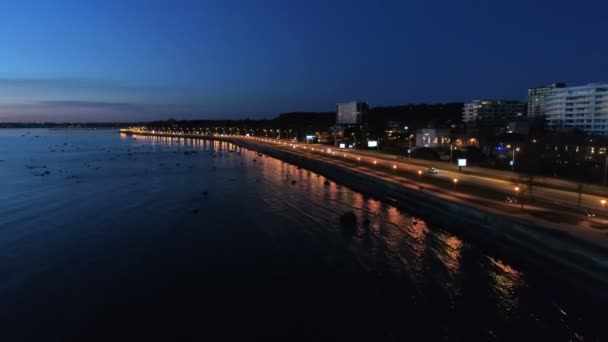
[1, 0, 607, 122]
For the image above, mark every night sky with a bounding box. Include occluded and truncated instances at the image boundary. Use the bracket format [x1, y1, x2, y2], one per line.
[1, 0, 607, 122]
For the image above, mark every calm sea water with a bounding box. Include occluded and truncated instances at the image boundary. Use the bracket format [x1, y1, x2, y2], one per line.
[0, 129, 604, 341]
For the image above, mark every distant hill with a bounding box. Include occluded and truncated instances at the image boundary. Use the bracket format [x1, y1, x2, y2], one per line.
[272, 112, 335, 126]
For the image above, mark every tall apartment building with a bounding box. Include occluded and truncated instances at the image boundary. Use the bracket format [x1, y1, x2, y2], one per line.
[336, 101, 369, 125]
[527, 83, 566, 118]
[545, 83, 608, 135]
[462, 100, 526, 123]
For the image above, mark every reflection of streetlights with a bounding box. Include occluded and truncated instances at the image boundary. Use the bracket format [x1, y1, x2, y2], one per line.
[453, 178, 458, 188]
[418, 170, 422, 176]
[602, 199, 606, 209]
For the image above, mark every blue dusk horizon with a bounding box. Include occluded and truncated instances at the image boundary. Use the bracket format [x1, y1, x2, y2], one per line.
[1, 0, 607, 122]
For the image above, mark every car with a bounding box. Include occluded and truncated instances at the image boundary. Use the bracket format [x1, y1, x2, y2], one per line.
[585, 210, 596, 217]
[427, 167, 439, 174]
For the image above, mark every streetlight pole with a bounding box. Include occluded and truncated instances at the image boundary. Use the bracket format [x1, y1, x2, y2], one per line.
[514, 186, 525, 209]
[512, 147, 520, 171]
[604, 154, 607, 186]
[450, 144, 453, 164]
[513, 148, 515, 170]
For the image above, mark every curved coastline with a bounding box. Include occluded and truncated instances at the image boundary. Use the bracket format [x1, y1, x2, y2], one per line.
[122, 130, 608, 296]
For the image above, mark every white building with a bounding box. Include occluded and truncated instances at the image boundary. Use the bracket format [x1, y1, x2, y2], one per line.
[527, 83, 566, 118]
[545, 83, 608, 135]
[462, 100, 526, 123]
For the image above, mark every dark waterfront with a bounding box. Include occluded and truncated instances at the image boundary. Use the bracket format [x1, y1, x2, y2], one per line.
[0, 129, 605, 341]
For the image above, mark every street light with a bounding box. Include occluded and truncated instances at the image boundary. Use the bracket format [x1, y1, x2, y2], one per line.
[450, 144, 454, 164]
[512, 147, 520, 171]
[418, 170, 422, 176]
[514, 186, 524, 209]
[453, 178, 458, 188]
[602, 199, 606, 209]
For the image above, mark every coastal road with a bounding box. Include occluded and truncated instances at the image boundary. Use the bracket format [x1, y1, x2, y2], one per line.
[233, 136, 608, 247]
[122, 130, 608, 248]
[245, 137, 608, 216]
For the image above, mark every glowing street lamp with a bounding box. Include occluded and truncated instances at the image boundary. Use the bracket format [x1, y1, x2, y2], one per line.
[601, 199, 606, 209]
[418, 170, 422, 176]
[514, 186, 524, 209]
[511, 147, 520, 171]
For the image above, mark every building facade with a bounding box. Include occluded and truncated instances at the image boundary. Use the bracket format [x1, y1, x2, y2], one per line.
[527, 83, 566, 118]
[416, 128, 451, 148]
[462, 100, 526, 123]
[336, 101, 368, 125]
[545, 83, 608, 135]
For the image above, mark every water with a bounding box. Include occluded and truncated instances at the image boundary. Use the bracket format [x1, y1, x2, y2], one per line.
[0, 129, 604, 341]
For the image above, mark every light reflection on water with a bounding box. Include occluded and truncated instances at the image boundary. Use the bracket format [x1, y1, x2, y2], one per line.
[0, 129, 603, 341]
[488, 256, 523, 315]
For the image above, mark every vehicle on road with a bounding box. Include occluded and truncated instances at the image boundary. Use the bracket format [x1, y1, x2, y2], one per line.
[585, 210, 596, 217]
[427, 167, 439, 174]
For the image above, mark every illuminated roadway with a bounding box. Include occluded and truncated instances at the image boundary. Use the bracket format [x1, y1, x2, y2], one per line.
[244, 137, 608, 215]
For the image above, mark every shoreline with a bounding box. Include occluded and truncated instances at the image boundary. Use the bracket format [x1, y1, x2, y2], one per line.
[122, 130, 608, 295]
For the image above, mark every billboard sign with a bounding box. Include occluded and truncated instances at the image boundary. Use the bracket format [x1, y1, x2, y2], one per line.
[367, 140, 378, 148]
[458, 159, 467, 167]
